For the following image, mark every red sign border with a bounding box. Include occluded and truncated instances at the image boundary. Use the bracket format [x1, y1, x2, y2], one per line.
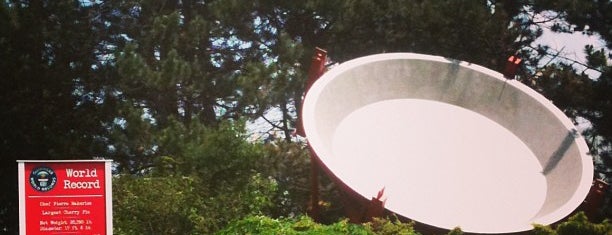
[17, 160, 113, 235]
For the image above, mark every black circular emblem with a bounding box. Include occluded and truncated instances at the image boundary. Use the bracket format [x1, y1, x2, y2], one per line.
[29, 166, 57, 192]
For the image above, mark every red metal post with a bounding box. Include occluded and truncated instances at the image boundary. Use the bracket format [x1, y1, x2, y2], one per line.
[307, 152, 321, 221]
[296, 47, 327, 137]
[301, 48, 388, 223]
[301, 48, 328, 221]
[580, 179, 609, 221]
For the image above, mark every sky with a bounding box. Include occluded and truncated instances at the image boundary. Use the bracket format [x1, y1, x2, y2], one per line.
[532, 10, 608, 79]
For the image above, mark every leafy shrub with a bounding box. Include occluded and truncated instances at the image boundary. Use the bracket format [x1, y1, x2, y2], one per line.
[217, 216, 465, 235]
[532, 212, 612, 235]
[217, 215, 371, 235]
[112, 175, 207, 235]
[363, 217, 420, 235]
[113, 120, 279, 234]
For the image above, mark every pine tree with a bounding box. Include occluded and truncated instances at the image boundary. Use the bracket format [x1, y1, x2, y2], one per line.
[0, 0, 113, 232]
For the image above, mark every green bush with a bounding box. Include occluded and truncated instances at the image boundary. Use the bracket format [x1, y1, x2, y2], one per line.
[533, 212, 612, 235]
[217, 216, 463, 235]
[112, 175, 207, 235]
[113, 173, 278, 235]
[113, 120, 279, 234]
[217, 215, 372, 235]
[363, 217, 421, 235]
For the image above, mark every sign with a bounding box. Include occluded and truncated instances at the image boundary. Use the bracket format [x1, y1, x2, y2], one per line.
[18, 160, 112, 235]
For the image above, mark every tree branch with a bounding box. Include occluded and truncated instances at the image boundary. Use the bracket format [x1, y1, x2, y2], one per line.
[527, 45, 604, 73]
[260, 112, 289, 132]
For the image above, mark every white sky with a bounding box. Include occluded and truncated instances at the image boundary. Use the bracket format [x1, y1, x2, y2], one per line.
[532, 11, 608, 79]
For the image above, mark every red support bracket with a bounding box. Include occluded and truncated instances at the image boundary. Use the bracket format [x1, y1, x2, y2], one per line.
[342, 187, 388, 223]
[301, 48, 328, 222]
[296, 47, 328, 137]
[304, 47, 328, 94]
[580, 179, 609, 221]
[503, 55, 522, 79]
[364, 187, 387, 221]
